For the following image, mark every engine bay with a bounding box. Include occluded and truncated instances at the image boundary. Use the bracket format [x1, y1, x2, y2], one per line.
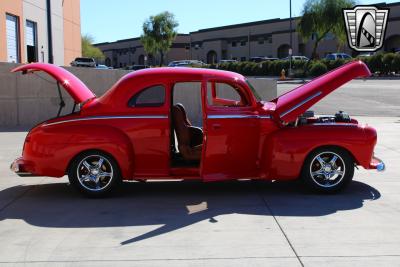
[295, 110, 354, 126]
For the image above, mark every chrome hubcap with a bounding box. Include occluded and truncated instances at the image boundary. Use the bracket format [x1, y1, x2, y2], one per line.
[77, 155, 113, 191]
[309, 152, 346, 188]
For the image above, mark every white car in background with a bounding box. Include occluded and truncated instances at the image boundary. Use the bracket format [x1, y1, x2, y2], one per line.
[70, 57, 96, 67]
[168, 60, 206, 67]
[282, 56, 310, 61]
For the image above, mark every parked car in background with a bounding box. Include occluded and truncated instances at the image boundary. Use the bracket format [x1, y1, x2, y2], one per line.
[168, 60, 206, 67]
[357, 52, 375, 58]
[219, 60, 238, 64]
[95, 64, 110, 69]
[70, 57, 96, 68]
[126, 65, 150, 71]
[282, 56, 310, 61]
[250, 57, 279, 62]
[10, 61, 384, 196]
[325, 53, 352, 60]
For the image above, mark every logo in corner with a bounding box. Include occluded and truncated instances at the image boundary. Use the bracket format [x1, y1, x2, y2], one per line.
[343, 6, 389, 52]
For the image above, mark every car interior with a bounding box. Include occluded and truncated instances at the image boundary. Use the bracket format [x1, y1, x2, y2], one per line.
[170, 82, 204, 168]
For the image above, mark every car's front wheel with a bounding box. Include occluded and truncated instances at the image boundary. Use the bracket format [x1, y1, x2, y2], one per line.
[301, 147, 354, 193]
[68, 151, 121, 197]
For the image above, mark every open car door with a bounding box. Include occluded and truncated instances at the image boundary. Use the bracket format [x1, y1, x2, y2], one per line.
[12, 63, 96, 104]
[272, 61, 371, 123]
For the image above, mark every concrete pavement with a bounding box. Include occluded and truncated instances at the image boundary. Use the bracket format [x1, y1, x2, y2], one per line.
[0, 115, 399, 266]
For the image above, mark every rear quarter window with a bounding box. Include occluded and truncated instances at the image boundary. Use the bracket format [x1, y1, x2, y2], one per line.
[128, 85, 166, 107]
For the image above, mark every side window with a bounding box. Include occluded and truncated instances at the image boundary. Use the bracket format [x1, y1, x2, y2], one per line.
[128, 85, 165, 107]
[207, 82, 249, 107]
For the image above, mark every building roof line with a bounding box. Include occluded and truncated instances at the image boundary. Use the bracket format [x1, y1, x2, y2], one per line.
[94, 33, 189, 46]
[189, 16, 301, 34]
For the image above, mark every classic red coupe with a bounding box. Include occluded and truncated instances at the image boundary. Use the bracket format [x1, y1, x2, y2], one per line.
[10, 61, 384, 196]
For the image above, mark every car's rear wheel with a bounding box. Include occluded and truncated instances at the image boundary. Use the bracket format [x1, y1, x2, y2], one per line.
[301, 147, 354, 193]
[68, 151, 121, 197]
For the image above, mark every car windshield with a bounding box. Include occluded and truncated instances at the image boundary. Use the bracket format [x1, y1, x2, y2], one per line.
[246, 79, 262, 102]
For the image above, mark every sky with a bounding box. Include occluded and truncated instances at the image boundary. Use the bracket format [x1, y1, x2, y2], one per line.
[81, 0, 399, 44]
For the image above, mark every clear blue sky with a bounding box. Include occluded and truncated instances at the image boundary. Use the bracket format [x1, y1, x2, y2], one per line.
[81, 0, 399, 44]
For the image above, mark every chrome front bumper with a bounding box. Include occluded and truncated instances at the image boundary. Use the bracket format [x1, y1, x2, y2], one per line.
[10, 157, 38, 177]
[369, 156, 385, 172]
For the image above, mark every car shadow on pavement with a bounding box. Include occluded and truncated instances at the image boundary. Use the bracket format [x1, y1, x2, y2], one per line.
[0, 180, 380, 245]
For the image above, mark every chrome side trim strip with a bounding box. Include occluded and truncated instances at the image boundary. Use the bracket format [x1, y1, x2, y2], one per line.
[310, 123, 357, 127]
[207, 115, 271, 119]
[280, 91, 322, 118]
[44, 115, 168, 126]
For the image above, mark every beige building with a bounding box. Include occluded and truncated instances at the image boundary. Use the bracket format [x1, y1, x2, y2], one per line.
[96, 34, 191, 68]
[0, 0, 81, 66]
[96, 2, 400, 67]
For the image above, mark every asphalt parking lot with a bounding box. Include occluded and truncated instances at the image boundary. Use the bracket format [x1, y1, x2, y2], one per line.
[0, 80, 399, 266]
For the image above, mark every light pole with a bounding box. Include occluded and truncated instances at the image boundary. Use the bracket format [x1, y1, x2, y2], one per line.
[289, 0, 293, 76]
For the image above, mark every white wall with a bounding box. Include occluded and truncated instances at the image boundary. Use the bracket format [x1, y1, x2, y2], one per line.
[22, 0, 48, 63]
[22, 0, 65, 65]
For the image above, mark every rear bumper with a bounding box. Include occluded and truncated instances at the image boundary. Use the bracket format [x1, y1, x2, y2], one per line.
[369, 156, 385, 172]
[10, 157, 38, 177]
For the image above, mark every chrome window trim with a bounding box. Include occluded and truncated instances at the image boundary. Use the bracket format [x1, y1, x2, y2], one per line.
[44, 115, 168, 127]
[280, 91, 322, 118]
[207, 115, 271, 119]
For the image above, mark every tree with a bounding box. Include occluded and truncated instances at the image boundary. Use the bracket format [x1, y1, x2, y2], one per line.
[141, 11, 179, 66]
[82, 34, 105, 61]
[298, 0, 355, 59]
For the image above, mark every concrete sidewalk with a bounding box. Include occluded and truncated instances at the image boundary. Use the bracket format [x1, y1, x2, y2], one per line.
[0, 116, 399, 266]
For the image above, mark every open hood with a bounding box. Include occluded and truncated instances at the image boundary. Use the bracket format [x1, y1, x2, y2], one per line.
[12, 63, 96, 104]
[273, 61, 371, 123]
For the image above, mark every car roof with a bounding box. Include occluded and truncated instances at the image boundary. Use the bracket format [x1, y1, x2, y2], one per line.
[122, 67, 244, 80]
[97, 67, 247, 107]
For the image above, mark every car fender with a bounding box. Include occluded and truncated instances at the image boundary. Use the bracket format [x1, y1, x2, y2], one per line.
[25, 123, 134, 179]
[259, 124, 376, 180]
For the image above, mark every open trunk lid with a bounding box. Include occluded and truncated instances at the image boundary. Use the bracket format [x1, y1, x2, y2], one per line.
[12, 63, 96, 104]
[273, 61, 371, 123]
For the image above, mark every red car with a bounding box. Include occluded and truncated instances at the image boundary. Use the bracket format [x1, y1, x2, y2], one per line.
[10, 61, 384, 196]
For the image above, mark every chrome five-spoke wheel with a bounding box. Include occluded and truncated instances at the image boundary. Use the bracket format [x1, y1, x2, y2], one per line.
[310, 152, 345, 188]
[77, 155, 114, 191]
[302, 147, 354, 193]
[68, 151, 121, 197]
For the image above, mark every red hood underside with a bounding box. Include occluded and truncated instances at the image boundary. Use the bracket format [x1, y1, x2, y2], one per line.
[12, 63, 96, 104]
[273, 61, 371, 123]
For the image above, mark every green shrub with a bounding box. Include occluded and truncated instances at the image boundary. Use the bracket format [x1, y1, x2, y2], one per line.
[367, 53, 384, 73]
[292, 60, 307, 70]
[241, 62, 254, 76]
[260, 61, 271, 76]
[309, 61, 328, 77]
[392, 54, 400, 73]
[382, 53, 395, 74]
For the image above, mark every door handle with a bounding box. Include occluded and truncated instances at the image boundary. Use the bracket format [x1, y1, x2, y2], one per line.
[212, 123, 221, 130]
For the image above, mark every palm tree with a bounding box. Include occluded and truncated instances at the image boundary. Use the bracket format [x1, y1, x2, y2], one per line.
[141, 12, 179, 66]
[298, 0, 355, 59]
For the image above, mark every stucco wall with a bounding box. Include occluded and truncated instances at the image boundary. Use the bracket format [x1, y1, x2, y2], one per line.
[0, 62, 277, 128]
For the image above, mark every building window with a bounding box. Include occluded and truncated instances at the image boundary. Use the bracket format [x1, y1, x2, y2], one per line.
[240, 41, 247, 46]
[241, 57, 247, 61]
[6, 14, 20, 63]
[128, 85, 166, 107]
[232, 41, 237, 47]
[26, 20, 38, 63]
[258, 38, 264, 44]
